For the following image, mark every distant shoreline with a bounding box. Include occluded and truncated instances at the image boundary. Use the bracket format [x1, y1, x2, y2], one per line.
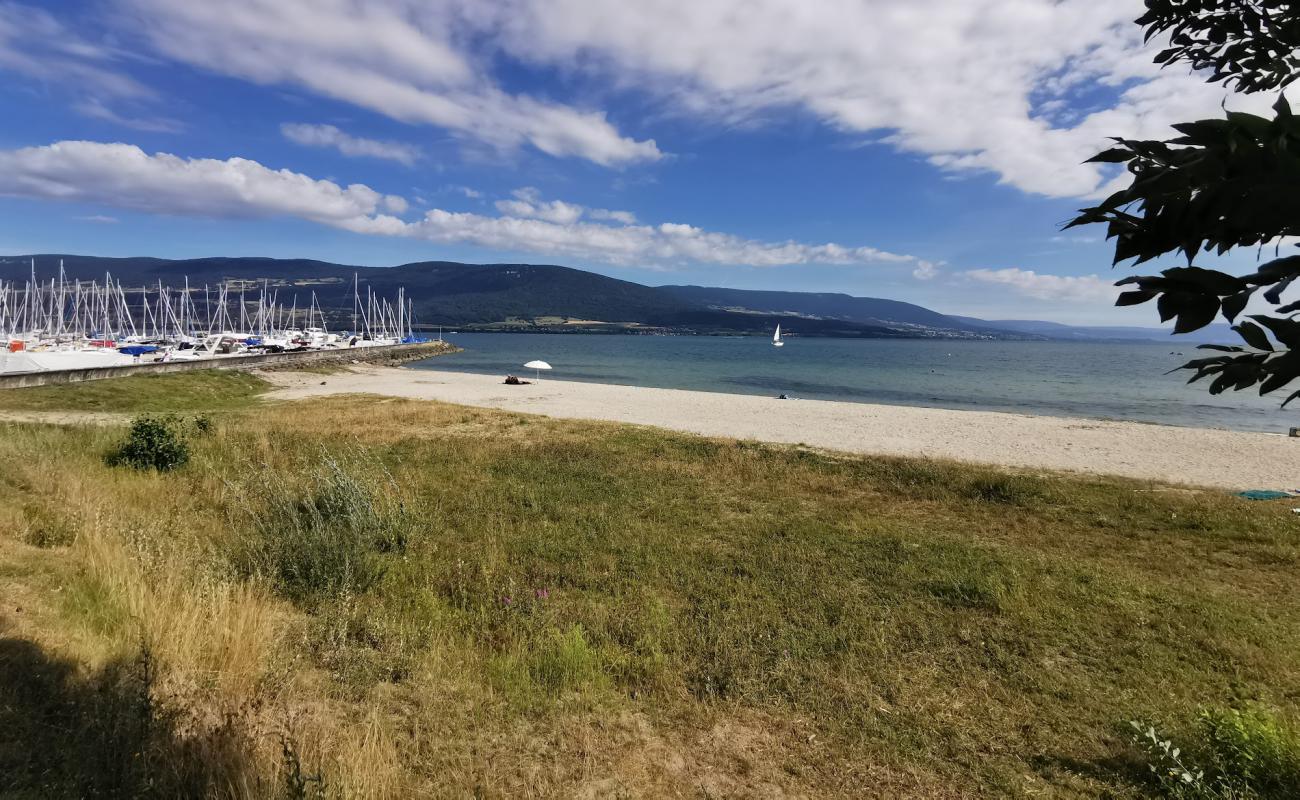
[418, 327, 1219, 345]
[260, 366, 1299, 489]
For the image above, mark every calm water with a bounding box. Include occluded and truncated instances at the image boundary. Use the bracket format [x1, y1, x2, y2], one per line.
[409, 333, 1296, 433]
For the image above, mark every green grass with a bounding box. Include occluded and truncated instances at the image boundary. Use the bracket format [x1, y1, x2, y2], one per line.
[0, 382, 1297, 797]
[0, 369, 269, 412]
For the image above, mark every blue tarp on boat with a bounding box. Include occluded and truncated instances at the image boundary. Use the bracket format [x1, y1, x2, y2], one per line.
[118, 345, 159, 356]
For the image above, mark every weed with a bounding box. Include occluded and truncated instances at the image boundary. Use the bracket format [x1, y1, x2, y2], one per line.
[280, 732, 327, 800]
[1127, 707, 1300, 798]
[21, 502, 78, 547]
[962, 474, 1046, 505]
[310, 593, 431, 690]
[192, 414, 214, 436]
[530, 624, 607, 693]
[232, 450, 413, 606]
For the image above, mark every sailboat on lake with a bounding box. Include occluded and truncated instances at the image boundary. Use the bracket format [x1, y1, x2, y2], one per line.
[772, 324, 784, 347]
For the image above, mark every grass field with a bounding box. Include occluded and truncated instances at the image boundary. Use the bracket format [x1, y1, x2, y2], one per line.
[0, 370, 269, 412]
[0, 371, 1297, 797]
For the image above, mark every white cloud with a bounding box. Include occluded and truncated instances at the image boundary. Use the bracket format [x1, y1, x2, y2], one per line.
[0, 3, 148, 98]
[9, 0, 1274, 194]
[0, 140, 929, 271]
[281, 123, 423, 166]
[495, 187, 636, 227]
[74, 214, 119, 224]
[963, 268, 1117, 303]
[74, 98, 184, 134]
[117, 0, 661, 167]
[589, 208, 637, 225]
[0, 141, 406, 230]
[472, 0, 1275, 197]
[108, 0, 1257, 197]
[0, 2, 171, 129]
[913, 261, 938, 281]
[404, 206, 924, 269]
[1049, 234, 1101, 245]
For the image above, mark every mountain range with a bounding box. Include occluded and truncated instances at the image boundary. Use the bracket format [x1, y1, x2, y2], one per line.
[0, 254, 1232, 342]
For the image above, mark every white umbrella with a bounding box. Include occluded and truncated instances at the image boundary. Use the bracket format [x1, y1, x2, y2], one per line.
[524, 360, 552, 381]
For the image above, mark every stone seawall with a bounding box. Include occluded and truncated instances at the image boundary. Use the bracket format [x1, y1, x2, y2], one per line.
[0, 341, 457, 390]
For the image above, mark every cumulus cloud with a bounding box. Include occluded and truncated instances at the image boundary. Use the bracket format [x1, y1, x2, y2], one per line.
[449, 185, 483, 199]
[0, 141, 406, 230]
[281, 123, 422, 166]
[405, 206, 927, 269]
[473, 0, 1275, 197]
[0, 140, 929, 271]
[589, 208, 637, 225]
[493, 187, 635, 227]
[116, 0, 661, 167]
[963, 268, 1117, 303]
[8, 0, 1273, 193]
[109, 0, 1267, 196]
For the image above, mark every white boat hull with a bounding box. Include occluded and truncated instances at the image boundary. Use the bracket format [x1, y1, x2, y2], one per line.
[0, 348, 135, 374]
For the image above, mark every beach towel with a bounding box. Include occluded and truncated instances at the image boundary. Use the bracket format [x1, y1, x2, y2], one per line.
[1237, 490, 1298, 501]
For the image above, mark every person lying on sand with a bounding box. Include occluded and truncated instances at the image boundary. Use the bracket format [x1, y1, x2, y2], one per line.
[504, 375, 532, 385]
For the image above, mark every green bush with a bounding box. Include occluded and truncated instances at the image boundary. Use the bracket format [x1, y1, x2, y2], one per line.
[1199, 706, 1300, 798]
[1128, 706, 1300, 799]
[105, 416, 191, 472]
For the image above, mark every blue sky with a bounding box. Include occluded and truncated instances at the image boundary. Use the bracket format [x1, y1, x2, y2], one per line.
[0, 0, 1270, 324]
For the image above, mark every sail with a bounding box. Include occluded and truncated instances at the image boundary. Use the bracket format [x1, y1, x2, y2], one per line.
[773, 324, 781, 342]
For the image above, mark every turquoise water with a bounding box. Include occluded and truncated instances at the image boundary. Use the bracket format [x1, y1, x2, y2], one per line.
[409, 333, 1296, 433]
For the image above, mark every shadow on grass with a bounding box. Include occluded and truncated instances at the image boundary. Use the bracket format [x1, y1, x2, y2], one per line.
[1028, 750, 1149, 795]
[0, 636, 254, 798]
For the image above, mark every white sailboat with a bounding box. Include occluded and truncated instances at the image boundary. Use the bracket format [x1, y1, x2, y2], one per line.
[772, 324, 784, 347]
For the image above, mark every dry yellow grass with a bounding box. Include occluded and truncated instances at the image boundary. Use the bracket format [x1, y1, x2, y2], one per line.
[0, 375, 1297, 797]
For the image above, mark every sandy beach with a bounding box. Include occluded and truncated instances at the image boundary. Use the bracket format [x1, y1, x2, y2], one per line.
[262, 366, 1300, 490]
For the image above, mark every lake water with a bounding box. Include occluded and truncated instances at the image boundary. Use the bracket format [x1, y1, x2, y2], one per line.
[409, 332, 1295, 433]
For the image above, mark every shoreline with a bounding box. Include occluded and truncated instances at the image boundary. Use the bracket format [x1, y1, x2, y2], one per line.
[261, 366, 1300, 490]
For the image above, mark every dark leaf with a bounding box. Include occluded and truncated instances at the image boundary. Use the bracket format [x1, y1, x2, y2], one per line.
[1263, 275, 1297, 304]
[1249, 314, 1300, 348]
[1156, 292, 1180, 323]
[1221, 289, 1253, 322]
[1234, 321, 1275, 351]
[1085, 147, 1135, 164]
[1173, 293, 1221, 333]
[1276, 93, 1293, 119]
[1259, 371, 1295, 395]
[1116, 290, 1158, 306]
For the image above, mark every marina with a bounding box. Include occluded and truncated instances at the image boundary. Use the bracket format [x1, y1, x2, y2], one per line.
[0, 260, 425, 374]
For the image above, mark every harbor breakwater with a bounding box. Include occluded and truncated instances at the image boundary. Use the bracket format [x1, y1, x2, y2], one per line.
[0, 341, 457, 390]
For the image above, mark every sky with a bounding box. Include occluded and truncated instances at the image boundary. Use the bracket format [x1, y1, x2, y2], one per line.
[0, 0, 1276, 324]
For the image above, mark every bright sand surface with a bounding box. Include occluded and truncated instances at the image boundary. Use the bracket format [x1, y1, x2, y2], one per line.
[262, 366, 1300, 490]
